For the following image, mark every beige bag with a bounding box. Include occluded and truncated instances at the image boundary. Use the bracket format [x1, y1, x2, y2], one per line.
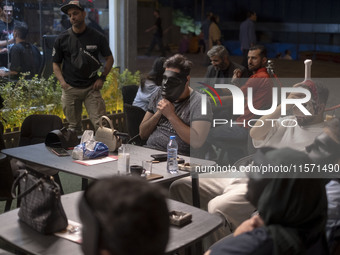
[95, 116, 121, 151]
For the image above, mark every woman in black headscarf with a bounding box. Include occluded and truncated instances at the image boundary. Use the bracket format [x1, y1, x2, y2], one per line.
[205, 147, 328, 255]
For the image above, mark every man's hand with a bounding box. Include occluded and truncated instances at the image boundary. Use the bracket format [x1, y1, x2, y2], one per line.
[61, 82, 71, 90]
[0, 69, 6, 77]
[157, 98, 175, 118]
[0, 48, 8, 54]
[231, 68, 242, 85]
[93, 78, 104, 91]
[233, 214, 264, 237]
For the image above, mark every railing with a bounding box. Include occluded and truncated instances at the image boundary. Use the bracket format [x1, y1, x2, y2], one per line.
[3, 112, 126, 149]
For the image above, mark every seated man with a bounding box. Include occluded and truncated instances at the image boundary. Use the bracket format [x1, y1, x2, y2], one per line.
[0, 22, 42, 79]
[139, 54, 212, 156]
[205, 45, 249, 119]
[205, 45, 248, 91]
[207, 45, 273, 163]
[79, 176, 170, 255]
[169, 80, 329, 247]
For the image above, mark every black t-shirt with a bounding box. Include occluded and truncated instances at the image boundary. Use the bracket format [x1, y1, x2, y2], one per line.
[0, 19, 19, 41]
[10, 42, 42, 79]
[154, 17, 163, 37]
[52, 26, 112, 88]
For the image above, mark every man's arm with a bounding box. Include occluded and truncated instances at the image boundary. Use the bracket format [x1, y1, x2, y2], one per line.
[93, 55, 114, 90]
[156, 98, 211, 149]
[0, 38, 14, 47]
[139, 110, 162, 140]
[53, 62, 70, 90]
[169, 116, 211, 149]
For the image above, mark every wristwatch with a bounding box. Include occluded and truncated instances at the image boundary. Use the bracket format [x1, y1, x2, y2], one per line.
[99, 74, 106, 81]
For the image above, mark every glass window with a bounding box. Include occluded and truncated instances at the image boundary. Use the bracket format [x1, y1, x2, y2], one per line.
[0, 0, 109, 71]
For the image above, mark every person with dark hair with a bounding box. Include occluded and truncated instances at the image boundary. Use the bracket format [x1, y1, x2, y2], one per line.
[205, 148, 328, 255]
[282, 49, 293, 60]
[239, 11, 257, 68]
[145, 9, 166, 57]
[0, 2, 19, 67]
[53, 0, 114, 133]
[205, 45, 272, 159]
[170, 78, 329, 250]
[79, 176, 170, 255]
[0, 22, 41, 79]
[139, 54, 212, 155]
[133, 57, 165, 111]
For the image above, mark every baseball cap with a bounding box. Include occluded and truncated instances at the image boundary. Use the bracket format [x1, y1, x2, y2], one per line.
[61, 1, 85, 14]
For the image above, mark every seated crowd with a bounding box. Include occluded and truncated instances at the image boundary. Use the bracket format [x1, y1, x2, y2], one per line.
[2, 18, 339, 252]
[116, 44, 340, 254]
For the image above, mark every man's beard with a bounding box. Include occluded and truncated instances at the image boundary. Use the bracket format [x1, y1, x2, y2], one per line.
[248, 64, 261, 72]
[215, 62, 228, 71]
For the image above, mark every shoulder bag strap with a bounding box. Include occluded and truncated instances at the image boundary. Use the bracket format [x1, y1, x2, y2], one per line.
[68, 28, 101, 66]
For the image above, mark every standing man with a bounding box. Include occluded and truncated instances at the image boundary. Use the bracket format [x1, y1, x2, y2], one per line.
[0, 2, 18, 67]
[145, 9, 166, 57]
[53, 0, 114, 134]
[239, 11, 257, 68]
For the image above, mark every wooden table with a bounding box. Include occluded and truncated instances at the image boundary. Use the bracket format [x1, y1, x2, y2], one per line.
[0, 192, 223, 255]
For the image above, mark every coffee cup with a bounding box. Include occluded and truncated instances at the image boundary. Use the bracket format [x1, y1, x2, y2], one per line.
[130, 165, 144, 176]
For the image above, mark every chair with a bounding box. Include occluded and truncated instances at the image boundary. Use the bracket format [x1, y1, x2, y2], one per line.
[0, 153, 13, 212]
[19, 114, 63, 146]
[0, 123, 14, 212]
[18, 114, 64, 194]
[122, 85, 139, 105]
[40, 35, 58, 79]
[123, 103, 146, 138]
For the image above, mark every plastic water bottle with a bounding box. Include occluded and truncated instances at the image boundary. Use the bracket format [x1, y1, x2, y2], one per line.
[167, 136, 178, 174]
[118, 144, 130, 174]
